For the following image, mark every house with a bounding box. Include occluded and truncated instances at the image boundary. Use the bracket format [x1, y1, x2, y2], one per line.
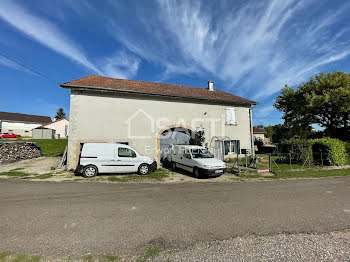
[0, 111, 51, 137]
[61, 75, 258, 170]
[253, 126, 266, 142]
[32, 126, 56, 139]
[42, 118, 69, 138]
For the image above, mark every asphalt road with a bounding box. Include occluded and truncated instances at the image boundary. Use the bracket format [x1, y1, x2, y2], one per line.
[0, 177, 350, 258]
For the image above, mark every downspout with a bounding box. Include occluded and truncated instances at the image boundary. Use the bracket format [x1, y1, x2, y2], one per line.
[249, 105, 256, 158]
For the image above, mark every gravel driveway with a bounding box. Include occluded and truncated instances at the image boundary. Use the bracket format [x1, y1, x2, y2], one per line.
[155, 231, 350, 262]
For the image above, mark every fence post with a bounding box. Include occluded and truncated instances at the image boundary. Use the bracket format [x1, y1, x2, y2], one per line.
[269, 153, 271, 172]
[321, 152, 323, 166]
[308, 152, 311, 168]
[289, 153, 292, 170]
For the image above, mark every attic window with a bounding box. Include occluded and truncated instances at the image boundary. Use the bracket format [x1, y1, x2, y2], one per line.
[225, 108, 236, 125]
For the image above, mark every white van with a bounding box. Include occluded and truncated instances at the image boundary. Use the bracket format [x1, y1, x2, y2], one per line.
[76, 143, 157, 178]
[167, 145, 226, 178]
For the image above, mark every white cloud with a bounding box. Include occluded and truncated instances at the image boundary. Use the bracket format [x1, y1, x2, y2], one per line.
[109, 0, 350, 100]
[0, 0, 140, 79]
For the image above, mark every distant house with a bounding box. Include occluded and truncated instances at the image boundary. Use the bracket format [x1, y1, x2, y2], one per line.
[253, 127, 266, 142]
[0, 111, 51, 137]
[42, 118, 69, 138]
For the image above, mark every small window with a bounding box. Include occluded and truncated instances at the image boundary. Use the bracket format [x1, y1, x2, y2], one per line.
[25, 131, 29, 133]
[117, 142, 129, 145]
[224, 140, 240, 155]
[118, 147, 136, 158]
[225, 108, 236, 125]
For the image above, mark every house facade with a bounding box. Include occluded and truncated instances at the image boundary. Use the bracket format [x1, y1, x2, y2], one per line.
[61, 75, 258, 170]
[43, 118, 69, 138]
[0, 111, 51, 137]
[253, 127, 266, 142]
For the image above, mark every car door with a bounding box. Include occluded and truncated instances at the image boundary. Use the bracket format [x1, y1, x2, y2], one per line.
[115, 147, 139, 173]
[178, 149, 194, 172]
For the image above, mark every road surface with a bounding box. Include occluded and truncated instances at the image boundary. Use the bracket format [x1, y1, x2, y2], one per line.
[0, 177, 350, 257]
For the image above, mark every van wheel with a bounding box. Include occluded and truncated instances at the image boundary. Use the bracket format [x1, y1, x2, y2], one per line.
[172, 162, 176, 170]
[83, 165, 98, 178]
[194, 167, 200, 179]
[138, 164, 150, 175]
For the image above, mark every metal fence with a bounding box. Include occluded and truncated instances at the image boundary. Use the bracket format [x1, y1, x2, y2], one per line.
[226, 152, 350, 174]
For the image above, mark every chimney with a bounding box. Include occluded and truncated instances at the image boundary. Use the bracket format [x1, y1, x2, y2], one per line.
[208, 80, 214, 91]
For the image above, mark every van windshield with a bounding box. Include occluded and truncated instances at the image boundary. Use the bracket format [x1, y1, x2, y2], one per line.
[191, 148, 214, 159]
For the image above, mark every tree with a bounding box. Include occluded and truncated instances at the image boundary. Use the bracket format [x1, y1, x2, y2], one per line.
[190, 129, 205, 146]
[55, 107, 66, 120]
[274, 72, 350, 141]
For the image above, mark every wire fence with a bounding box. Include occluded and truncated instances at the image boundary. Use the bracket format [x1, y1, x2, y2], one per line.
[226, 152, 350, 174]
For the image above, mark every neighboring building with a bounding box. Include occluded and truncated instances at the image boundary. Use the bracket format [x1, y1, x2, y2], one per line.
[43, 118, 69, 138]
[32, 126, 56, 139]
[253, 126, 266, 142]
[0, 111, 51, 137]
[61, 75, 258, 170]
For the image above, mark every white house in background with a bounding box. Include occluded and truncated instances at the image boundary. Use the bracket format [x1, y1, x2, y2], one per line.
[253, 127, 266, 142]
[42, 118, 69, 138]
[61, 75, 258, 170]
[0, 111, 51, 137]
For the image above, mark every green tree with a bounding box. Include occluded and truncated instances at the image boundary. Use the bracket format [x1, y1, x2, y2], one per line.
[274, 72, 350, 141]
[55, 107, 66, 120]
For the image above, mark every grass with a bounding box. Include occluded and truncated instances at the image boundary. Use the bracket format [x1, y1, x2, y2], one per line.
[136, 245, 160, 262]
[0, 252, 42, 262]
[271, 168, 350, 179]
[0, 169, 31, 177]
[34, 173, 53, 179]
[1, 138, 67, 157]
[108, 168, 169, 182]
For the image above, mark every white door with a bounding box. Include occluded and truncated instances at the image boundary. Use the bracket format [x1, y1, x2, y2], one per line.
[178, 149, 193, 172]
[214, 141, 224, 160]
[115, 147, 139, 173]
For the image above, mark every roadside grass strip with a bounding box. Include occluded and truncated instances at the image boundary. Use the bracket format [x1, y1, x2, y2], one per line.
[34, 174, 53, 179]
[0, 169, 31, 177]
[108, 168, 169, 182]
[271, 168, 350, 179]
[0, 252, 42, 262]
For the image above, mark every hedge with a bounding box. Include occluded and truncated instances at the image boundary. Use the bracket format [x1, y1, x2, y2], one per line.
[312, 138, 346, 166]
[281, 138, 346, 166]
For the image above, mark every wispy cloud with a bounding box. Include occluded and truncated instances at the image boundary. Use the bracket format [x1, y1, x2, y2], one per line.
[108, 0, 350, 100]
[0, 0, 140, 79]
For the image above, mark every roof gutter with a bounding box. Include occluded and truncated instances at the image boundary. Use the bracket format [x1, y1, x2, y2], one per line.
[60, 84, 258, 106]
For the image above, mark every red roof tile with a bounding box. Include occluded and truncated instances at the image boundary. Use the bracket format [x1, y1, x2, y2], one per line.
[253, 127, 266, 133]
[61, 75, 257, 105]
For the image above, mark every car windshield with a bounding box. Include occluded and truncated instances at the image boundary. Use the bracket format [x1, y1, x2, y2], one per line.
[191, 148, 214, 158]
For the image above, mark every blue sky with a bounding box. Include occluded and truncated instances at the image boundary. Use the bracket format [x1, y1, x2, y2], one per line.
[1, 0, 350, 125]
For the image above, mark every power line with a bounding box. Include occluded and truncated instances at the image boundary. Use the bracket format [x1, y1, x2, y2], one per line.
[0, 52, 60, 84]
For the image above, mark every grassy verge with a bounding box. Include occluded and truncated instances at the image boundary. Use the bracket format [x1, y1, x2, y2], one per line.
[0, 168, 31, 177]
[108, 168, 169, 182]
[1, 139, 67, 157]
[0, 252, 41, 262]
[34, 173, 53, 179]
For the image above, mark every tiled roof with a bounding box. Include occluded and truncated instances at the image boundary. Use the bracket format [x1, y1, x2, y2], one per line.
[253, 127, 266, 133]
[0, 111, 51, 124]
[61, 75, 257, 105]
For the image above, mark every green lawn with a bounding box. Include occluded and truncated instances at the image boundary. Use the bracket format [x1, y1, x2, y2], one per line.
[1, 139, 67, 156]
[271, 168, 350, 179]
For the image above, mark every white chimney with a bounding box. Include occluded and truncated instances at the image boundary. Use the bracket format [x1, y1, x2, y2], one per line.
[208, 80, 214, 91]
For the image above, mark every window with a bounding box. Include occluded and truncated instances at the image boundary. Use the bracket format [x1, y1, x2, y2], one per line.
[225, 108, 236, 125]
[118, 147, 136, 158]
[191, 148, 213, 159]
[183, 150, 192, 159]
[224, 140, 240, 155]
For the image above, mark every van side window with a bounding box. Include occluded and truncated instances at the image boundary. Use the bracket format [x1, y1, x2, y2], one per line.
[183, 151, 192, 159]
[118, 148, 136, 158]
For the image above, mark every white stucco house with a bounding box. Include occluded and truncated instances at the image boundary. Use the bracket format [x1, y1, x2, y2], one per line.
[0, 111, 51, 137]
[61, 75, 258, 170]
[42, 118, 69, 138]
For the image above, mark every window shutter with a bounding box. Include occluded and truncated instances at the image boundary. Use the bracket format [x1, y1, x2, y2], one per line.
[226, 108, 232, 124]
[231, 108, 236, 124]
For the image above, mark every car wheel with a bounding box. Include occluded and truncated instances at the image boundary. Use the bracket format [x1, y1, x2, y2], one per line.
[172, 162, 176, 170]
[138, 163, 150, 175]
[82, 165, 98, 178]
[194, 167, 200, 179]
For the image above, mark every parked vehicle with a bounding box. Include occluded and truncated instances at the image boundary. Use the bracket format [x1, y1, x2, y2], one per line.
[167, 145, 226, 178]
[76, 143, 157, 178]
[0, 133, 21, 139]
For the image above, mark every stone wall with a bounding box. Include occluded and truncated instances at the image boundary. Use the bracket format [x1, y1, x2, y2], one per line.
[0, 142, 42, 164]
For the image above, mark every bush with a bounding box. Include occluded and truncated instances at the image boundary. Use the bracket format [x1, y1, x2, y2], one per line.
[312, 138, 346, 166]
